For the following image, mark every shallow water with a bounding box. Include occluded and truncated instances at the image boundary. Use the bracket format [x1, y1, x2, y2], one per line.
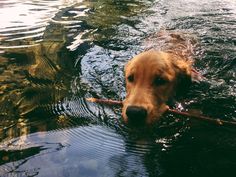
[0, 0, 236, 176]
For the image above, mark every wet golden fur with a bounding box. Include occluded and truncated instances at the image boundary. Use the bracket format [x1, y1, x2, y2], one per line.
[122, 31, 197, 124]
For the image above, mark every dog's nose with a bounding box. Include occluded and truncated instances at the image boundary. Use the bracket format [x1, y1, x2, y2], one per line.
[126, 106, 147, 124]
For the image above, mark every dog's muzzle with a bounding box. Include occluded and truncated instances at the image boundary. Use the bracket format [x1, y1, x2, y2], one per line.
[126, 106, 147, 125]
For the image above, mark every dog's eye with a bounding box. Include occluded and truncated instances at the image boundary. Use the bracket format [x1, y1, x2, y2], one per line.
[153, 76, 167, 86]
[127, 74, 134, 82]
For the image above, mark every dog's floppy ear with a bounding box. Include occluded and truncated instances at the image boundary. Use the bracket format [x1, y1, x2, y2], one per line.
[172, 58, 203, 98]
[173, 59, 202, 83]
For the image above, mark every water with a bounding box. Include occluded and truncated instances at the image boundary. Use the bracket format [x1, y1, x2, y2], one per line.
[0, 0, 236, 176]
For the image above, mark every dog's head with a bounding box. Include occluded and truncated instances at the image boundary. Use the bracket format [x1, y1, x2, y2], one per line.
[122, 50, 195, 125]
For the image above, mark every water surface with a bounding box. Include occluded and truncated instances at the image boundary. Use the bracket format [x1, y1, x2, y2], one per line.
[0, 0, 236, 176]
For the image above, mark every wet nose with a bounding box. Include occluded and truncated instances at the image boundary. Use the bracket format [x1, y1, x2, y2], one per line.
[126, 106, 147, 124]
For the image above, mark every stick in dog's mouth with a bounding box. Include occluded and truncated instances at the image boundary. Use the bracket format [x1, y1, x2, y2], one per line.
[86, 97, 236, 127]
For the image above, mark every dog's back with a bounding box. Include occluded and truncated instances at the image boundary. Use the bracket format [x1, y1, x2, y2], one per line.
[144, 30, 199, 61]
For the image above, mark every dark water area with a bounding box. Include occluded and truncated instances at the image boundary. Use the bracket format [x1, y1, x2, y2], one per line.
[0, 0, 236, 176]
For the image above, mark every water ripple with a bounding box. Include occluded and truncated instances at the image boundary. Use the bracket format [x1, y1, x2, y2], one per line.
[0, 0, 81, 48]
[0, 0, 236, 176]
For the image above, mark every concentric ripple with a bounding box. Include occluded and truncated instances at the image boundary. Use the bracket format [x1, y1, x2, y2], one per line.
[0, 125, 151, 176]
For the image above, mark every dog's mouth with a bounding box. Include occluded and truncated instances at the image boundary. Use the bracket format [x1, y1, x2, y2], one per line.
[122, 99, 169, 126]
[122, 103, 168, 126]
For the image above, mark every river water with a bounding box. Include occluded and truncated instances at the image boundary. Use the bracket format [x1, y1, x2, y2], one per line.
[0, 0, 236, 176]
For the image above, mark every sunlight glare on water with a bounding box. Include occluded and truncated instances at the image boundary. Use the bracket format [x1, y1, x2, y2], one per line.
[0, 0, 81, 48]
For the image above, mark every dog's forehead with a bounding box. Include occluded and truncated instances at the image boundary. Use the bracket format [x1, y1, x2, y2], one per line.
[128, 51, 171, 72]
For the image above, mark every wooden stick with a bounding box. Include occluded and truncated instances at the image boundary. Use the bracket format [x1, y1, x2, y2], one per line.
[167, 108, 236, 126]
[86, 98, 236, 126]
[86, 98, 123, 106]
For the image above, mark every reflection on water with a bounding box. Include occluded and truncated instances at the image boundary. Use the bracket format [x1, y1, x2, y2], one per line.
[0, 0, 236, 176]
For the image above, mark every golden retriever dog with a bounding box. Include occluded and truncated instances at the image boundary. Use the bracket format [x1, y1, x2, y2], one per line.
[122, 31, 201, 125]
